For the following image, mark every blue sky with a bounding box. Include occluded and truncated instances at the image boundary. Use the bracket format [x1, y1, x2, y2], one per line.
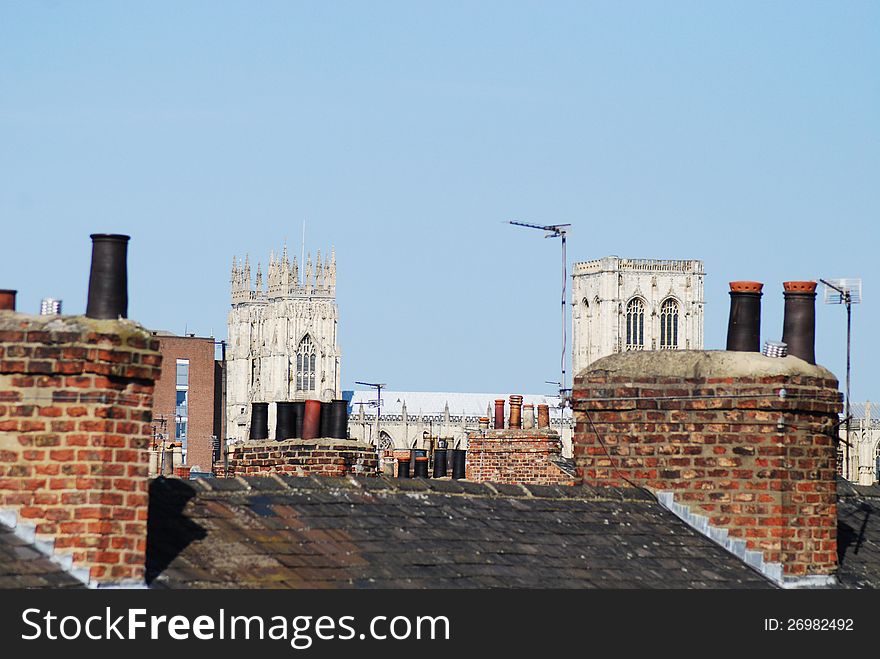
[1, 1, 877, 400]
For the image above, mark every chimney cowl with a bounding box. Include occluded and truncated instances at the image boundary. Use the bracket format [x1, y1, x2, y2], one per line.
[729, 281, 763, 293]
[783, 280, 817, 293]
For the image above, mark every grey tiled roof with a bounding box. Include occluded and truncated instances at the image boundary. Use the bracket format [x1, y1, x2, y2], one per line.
[0, 525, 84, 589]
[146, 476, 773, 589]
[837, 479, 880, 588]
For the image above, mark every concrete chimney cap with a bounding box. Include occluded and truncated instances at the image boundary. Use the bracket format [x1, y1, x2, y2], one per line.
[579, 350, 835, 381]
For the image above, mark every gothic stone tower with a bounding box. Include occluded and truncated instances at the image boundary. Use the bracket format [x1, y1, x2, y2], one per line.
[572, 257, 704, 376]
[227, 245, 341, 441]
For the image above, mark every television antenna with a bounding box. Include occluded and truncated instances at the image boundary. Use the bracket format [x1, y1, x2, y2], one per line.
[509, 221, 571, 405]
[819, 278, 862, 479]
[355, 381, 386, 447]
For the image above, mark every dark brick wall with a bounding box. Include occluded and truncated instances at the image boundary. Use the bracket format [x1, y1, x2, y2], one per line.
[227, 438, 379, 478]
[466, 430, 574, 485]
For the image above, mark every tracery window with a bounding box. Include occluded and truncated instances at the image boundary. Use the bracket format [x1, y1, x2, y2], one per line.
[660, 298, 679, 350]
[296, 335, 316, 391]
[378, 431, 393, 451]
[625, 298, 645, 350]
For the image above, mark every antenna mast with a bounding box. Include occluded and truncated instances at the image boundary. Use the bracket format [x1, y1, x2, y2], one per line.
[820, 277, 862, 480]
[355, 381, 387, 447]
[508, 220, 571, 405]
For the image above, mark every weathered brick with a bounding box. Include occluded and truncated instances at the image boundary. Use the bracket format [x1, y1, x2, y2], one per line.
[0, 314, 158, 585]
[574, 361, 841, 580]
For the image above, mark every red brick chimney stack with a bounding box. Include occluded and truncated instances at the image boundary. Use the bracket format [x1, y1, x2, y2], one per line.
[0, 314, 161, 586]
[573, 350, 842, 587]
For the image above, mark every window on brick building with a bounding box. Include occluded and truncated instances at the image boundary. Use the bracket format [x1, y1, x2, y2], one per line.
[296, 335, 316, 391]
[175, 360, 189, 387]
[175, 359, 189, 459]
[660, 298, 679, 350]
[625, 298, 645, 350]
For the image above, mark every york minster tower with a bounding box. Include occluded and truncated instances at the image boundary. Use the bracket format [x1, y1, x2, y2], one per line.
[226, 245, 341, 440]
[572, 256, 704, 377]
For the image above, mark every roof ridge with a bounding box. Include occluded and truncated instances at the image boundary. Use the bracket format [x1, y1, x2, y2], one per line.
[172, 474, 655, 503]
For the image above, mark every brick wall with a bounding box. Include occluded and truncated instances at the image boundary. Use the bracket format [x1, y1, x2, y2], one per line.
[152, 334, 216, 473]
[0, 313, 160, 585]
[572, 351, 842, 583]
[227, 438, 379, 478]
[466, 429, 575, 485]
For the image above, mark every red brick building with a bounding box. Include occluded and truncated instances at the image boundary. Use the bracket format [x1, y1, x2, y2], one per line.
[151, 332, 220, 473]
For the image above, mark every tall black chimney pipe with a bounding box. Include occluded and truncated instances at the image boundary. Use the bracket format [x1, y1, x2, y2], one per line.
[292, 401, 305, 439]
[451, 449, 466, 480]
[726, 281, 763, 352]
[326, 399, 349, 439]
[86, 234, 130, 319]
[782, 281, 817, 364]
[249, 402, 269, 440]
[276, 402, 296, 441]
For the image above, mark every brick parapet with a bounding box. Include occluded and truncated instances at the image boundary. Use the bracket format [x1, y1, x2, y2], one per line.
[0, 312, 160, 585]
[573, 354, 842, 580]
[466, 429, 575, 485]
[227, 438, 379, 478]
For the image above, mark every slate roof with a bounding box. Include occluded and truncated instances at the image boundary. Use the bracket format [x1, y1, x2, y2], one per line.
[145, 475, 773, 589]
[0, 524, 84, 589]
[4, 475, 879, 589]
[837, 479, 880, 588]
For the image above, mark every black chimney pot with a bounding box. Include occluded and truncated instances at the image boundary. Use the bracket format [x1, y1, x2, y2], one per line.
[276, 402, 296, 441]
[451, 449, 466, 480]
[726, 281, 763, 352]
[782, 281, 817, 364]
[86, 234, 130, 320]
[249, 402, 269, 440]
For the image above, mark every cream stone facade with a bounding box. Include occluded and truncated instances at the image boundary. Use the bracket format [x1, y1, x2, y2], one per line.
[841, 402, 880, 485]
[227, 246, 341, 441]
[346, 390, 574, 456]
[572, 256, 705, 376]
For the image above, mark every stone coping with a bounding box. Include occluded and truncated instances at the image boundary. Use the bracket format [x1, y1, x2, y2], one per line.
[470, 429, 561, 440]
[578, 350, 835, 381]
[164, 473, 656, 502]
[0, 312, 154, 343]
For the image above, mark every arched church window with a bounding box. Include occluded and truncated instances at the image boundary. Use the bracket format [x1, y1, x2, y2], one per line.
[378, 431, 393, 451]
[296, 335, 316, 391]
[660, 298, 679, 350]
[625, 298, 645, 350]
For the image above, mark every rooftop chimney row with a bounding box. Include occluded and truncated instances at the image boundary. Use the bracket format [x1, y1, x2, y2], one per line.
[726, 280, 818, 364]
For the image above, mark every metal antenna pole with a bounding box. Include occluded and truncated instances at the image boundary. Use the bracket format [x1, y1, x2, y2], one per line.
[356, 381, 386, 447]
[820, 277, 861, 480]
[508, 220, 571, 405]
[846, 291, 851, 478]
[561, 231, 567, 401]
